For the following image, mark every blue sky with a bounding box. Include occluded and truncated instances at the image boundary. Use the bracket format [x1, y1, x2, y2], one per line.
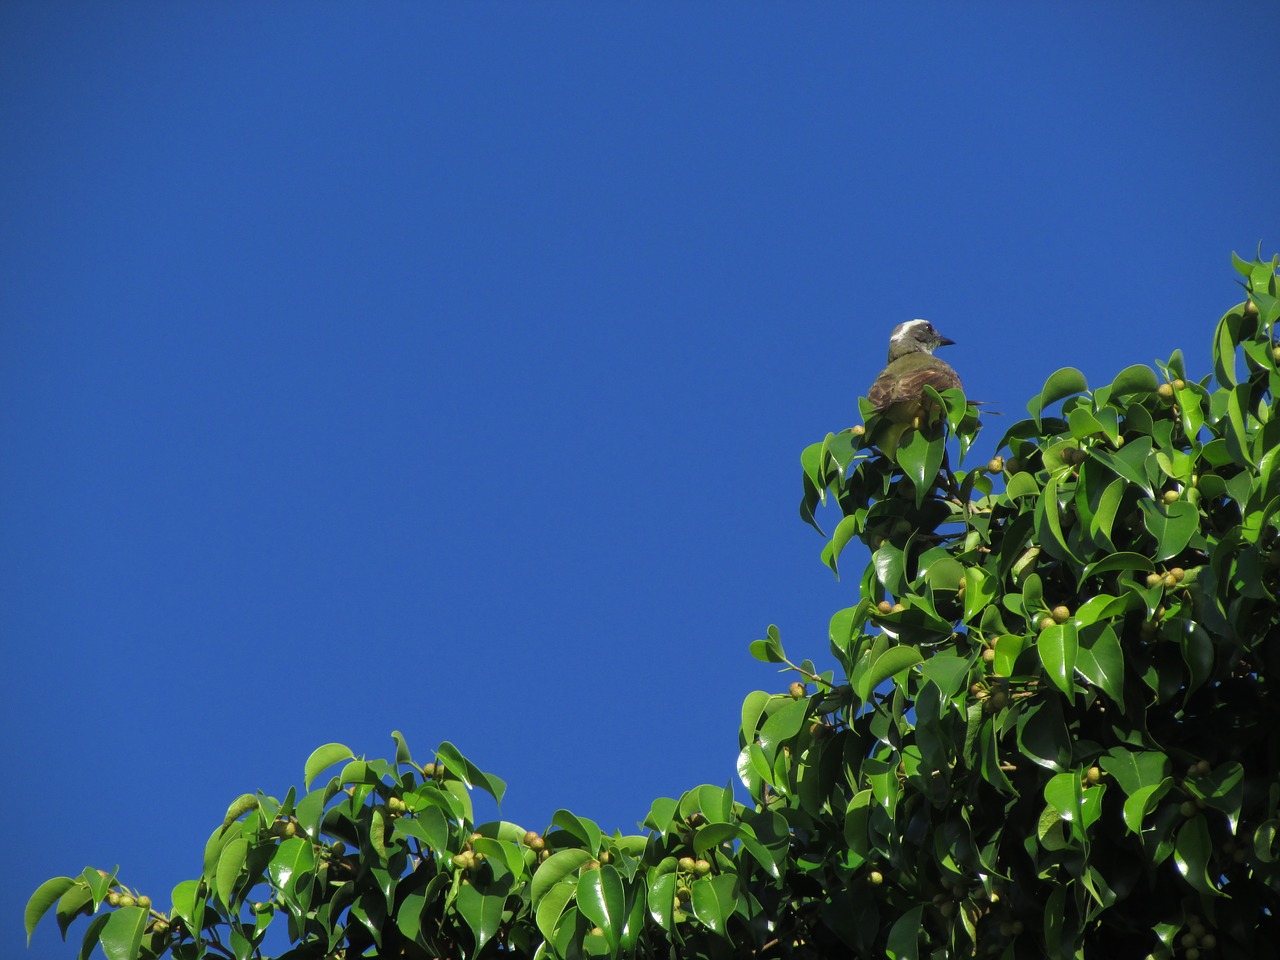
[4, 5, 1277, 957]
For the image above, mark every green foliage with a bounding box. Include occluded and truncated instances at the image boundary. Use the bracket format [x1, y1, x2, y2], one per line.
[28, 254, 1280, 959]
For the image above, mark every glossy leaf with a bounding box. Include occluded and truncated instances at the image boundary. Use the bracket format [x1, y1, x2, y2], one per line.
[534, 878, 576, 944]
[885, 904, 923, 959]
[853, 644, 922, 702]
[531, 849, 594, 905]
[214, 836, 247, 908]
[1028, 367, 1089, 424]
[1075, 624, 1124, 705]
[577, 865, 625, 952]
[303, 743, 354, 790]
[1037, 623, 1078, 697]
[99, 906, 148, 960]
[690, 874, 739, 937]
[456, 869, 509, 951]
[1173, 816, 1222, 897]
[897, 427, 946, 506]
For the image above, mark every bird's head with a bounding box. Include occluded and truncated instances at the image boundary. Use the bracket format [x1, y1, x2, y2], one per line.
[887, 319, 955, 361]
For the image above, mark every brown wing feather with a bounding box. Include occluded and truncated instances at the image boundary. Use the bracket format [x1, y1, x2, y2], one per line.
[868, 359, 962, 415]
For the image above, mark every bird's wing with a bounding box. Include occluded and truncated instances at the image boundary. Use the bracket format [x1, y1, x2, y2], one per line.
[868, 360, 962, 410]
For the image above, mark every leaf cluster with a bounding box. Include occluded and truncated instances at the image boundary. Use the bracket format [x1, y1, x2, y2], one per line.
[27, 255, 1280, 959]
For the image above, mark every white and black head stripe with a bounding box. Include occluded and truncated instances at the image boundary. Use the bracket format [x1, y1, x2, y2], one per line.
[891, 319, 936, 342]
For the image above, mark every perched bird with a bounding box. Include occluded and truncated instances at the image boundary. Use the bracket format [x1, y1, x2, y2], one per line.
[867, 319, 962, 424]
[865, 319, 962, 458]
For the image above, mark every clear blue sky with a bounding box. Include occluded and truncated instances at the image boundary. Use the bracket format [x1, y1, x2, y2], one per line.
[4, 5, 1276, 957]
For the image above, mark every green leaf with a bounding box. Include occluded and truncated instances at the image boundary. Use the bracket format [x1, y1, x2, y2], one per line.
[821, 515, 863, 578]
[1187, 761, 1245, 832]
[854, 644, 922, 702]
[801, 441, 827, 498]
[1109, 363, 1158, 397]
[1174, 816, 1223, 897]
[885, 904, 924, 959]
[1018, 697, 1071, 773]
[1037, 623, 1078, 698]
[1090, 435, 1155, 497]
[99, 906, 148, 960]
[1122, 781, 1172, 834]
[739, 690, 771, 740]
[76, 913, 109, 960]
[303, 743, 354, 790]
[456, 869, 510, 951]
[1075, 624, 1124, 706]
[396, 802, 451, 854]
[1005, 471, 1040, 499]
[690, 874, 739, 937]
[646, 868, 676, 933]
[757, 696, 810, 764]
[1213, 307, 1242, 386]
[435, 741, 508, 805]
[1044, 773, 1104, 841]
[268, 836, 315, 895]
[551, 809, 603, 854]
[169, 879, 205, 939]
[739, 810, 789, 879]
[1028, 367, 1089, 425]
[577, 865, 626, 953]
[896, 428, 946, 505]
[1177, 619, 1214, 697]
[962, 566, 996, 623]
[214, 836, 247, 908]
[534, 878, 576, 945]
[1102, 748, 1170, 797]
[391, 729, 412, 766]
[1139, 500, 1200, 562]
[24, 877, 75, 944]
[919, 653, 971, 699]
[530, 849, 594, 906]
[993, 634, 1023, 678]
[749, 624, 787, 663]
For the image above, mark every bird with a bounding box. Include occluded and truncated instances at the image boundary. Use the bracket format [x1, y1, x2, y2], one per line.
[867, 319, 962, 423]
[865, 319, 962, 456]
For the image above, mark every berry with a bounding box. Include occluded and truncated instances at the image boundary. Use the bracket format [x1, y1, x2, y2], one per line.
[788, 681, 807, 699]
[1051, 605, 1071, 623]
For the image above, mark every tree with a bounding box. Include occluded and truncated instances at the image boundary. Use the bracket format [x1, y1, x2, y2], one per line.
[27, 254, 1280, 959]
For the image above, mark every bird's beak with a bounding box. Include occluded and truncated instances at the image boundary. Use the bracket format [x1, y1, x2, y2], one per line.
[937, 336, 955, 347]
